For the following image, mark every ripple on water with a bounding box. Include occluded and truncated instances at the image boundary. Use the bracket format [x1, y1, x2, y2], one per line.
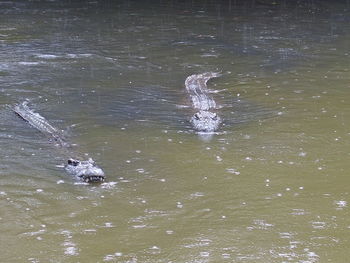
[61, 230, 79, 256]
[103, 252, 123, 262]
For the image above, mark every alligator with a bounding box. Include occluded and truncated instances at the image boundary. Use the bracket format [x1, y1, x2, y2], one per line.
[185, 72, 222, 132]
[13, 101, 105, 183]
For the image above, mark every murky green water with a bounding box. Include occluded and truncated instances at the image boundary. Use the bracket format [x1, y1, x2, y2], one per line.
[1, 0, 350, 262]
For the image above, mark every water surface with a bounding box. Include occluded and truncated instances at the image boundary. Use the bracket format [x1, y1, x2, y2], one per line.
[1, 0, 350, 262]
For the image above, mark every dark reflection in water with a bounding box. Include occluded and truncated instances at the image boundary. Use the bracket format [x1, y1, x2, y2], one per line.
[89, 80, 275, 132]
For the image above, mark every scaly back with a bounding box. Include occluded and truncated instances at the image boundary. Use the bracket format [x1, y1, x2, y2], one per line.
[185, 72, 221, 111]
[13, 101, 67, 147]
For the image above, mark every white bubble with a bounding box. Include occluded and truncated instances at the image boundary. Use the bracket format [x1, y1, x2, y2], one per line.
[151, 246, 159, 250]
[101, 182, 118, 189]
[64, 246, 78, 256]
[311, 221, 326, 229]
[335, 200, 347, 208]
[226, 168, 240, 175]
[103, 255, 115, 261]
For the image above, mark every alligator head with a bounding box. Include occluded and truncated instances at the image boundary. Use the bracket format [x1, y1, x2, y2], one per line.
[65, 158, 105, 183]
[190, 110, 221, 132]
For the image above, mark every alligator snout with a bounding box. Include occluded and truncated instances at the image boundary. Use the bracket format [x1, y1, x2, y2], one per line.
[65, 158, 105, 183]
[190, 110, 222, 132]
[80, 175, 105, 183]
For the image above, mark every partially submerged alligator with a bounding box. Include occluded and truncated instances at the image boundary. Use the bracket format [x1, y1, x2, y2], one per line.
[185, 72, 222, 132]
[13, 101, 105, 183]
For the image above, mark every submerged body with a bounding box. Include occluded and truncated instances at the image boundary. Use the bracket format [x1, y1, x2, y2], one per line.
[13, 101, 105, 183]
[185, 72, 222, 132]
[14, 101, 68, 147]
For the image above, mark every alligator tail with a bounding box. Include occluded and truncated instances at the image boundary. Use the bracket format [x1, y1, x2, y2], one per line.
[13, 101, 68, 147]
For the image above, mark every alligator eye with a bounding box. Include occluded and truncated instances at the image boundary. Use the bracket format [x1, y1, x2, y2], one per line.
[194, 114, 200, 120]
[68, 159, 79, 166]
